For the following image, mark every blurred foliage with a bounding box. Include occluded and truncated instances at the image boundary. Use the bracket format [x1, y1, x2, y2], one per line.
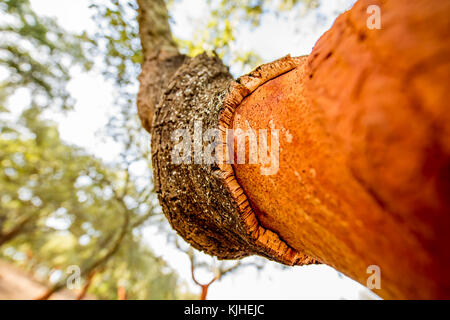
[91, 238, 192, 300]
[170, 0, 320, 73]
[0, 0, 322, 300]
[0, 106, 187, 299]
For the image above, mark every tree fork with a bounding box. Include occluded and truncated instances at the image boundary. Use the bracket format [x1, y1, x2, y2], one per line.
[138, 0, 450, 299]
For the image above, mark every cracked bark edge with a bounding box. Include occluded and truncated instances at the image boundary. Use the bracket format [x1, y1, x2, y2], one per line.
[151, 53, 315, 266]
[217, 55, 317, 266]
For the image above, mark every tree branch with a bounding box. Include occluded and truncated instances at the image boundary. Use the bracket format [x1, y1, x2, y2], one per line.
[136, 0, 178, 58]
[136, 0, 187, 132]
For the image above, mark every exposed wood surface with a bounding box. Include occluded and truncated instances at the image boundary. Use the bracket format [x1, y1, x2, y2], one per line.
[137, 0, 450, 299]
[232, 0, 450, 299]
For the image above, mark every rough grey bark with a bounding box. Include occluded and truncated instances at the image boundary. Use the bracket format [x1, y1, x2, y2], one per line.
[137, 1, 315, 265]
[151, 53, 261, 259]
[138, 51, 187, 132]
[137, 0, 254, 259]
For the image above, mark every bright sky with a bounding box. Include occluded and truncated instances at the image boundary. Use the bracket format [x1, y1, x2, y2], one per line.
[25, 0, 380, 300]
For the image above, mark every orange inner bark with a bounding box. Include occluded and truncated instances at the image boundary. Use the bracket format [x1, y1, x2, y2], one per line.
[231, 62, 441, 299]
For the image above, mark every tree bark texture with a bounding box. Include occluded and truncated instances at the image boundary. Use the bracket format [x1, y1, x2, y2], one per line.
[137, 0, 450, 299]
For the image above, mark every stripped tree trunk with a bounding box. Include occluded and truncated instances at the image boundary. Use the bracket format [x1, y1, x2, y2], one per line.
[137, 0, 450, 299]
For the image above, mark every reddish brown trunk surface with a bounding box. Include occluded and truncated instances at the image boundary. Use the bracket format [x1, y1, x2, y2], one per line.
[232, 1, 450, 299]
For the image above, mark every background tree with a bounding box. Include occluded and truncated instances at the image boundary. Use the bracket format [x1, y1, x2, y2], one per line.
[0, 0, 191, 300]
[0, 0, 92, 111]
